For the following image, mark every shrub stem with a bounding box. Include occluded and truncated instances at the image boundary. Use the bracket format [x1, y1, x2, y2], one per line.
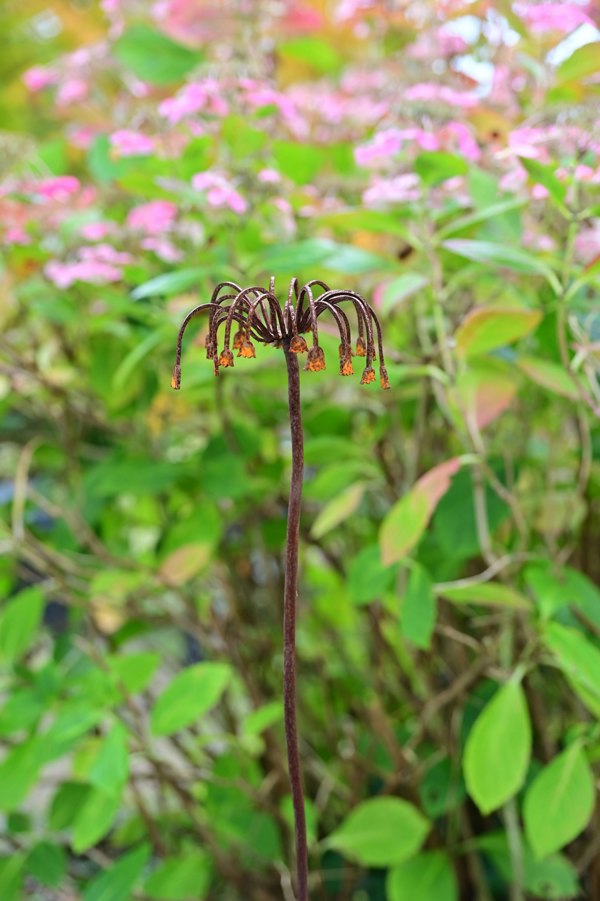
[283, 341, 309, 901]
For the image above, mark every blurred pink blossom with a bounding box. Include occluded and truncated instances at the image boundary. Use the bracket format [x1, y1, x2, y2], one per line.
[141, 237, 184, 262]
[441, 122, 481, 161]
[410, 27, 469, 59]
[110, 130, 156, 156]
[80, 222, 116, 241]
[574, 225, 600, 263]
[363, 174, 421, 206]
[31, 177, 81, 201]
[405, 83, 479, 108]
[45, 259, 123, 288]
[258, 169, 282, 184]
[79, 244, 133, 265]
[127, 201, 178, 235]
[515, 3, 593, 33]
[355, 127, 439, 166]
[335, 0, 375, 21]
[159, 81, 229, 123]
[4, 227, 30, 246]
[192, 172, 247, 214]
[23, 66, 56, 92]
[56, 78, 89, 107]
[68, 126, 98, 150]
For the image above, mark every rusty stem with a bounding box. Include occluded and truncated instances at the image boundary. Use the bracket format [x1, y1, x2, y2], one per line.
[282, 339, 308, 901]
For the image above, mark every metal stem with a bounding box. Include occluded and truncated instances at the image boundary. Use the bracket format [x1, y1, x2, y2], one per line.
[283, 341, 308, 901]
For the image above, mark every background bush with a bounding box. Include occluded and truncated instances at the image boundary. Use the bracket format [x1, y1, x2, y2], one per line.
[1, 1, 599, 899]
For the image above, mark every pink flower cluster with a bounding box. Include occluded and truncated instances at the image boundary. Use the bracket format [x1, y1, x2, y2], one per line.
[110, 130, 156, 157]
[159, 80, 229, 123]
[45, 245, 133, 289]
[191, 173, 247, 214]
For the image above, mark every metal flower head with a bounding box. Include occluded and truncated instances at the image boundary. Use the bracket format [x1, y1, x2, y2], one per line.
[171, 277, 390, 390]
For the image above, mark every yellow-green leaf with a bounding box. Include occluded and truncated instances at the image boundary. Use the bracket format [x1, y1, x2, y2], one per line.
[311, 482, 365, 539]
[455, 307, 542, 358]
[439, 582, 531, 610]
[380, 458, 461, 565]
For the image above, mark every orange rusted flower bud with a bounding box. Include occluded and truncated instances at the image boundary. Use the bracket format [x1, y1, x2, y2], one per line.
[232, 330, 244, 350]
[379, 365, 390, 390]
[340, 356, 354, 376]
[355, 336, 366, 357]
[304, 345, 326, 372]
[290, 334, 308, 353]
[360, 366, 376, 385]
[171, 363, 181, 390]
[238, 339, 256, 358]
[219, 348, 235, 367]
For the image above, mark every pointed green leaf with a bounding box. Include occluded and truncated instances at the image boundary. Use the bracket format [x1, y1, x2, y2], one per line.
[325, 797, 430, 867]
[387, 851, 458, 901]
[0, 587, 44, 665]
[84, 844, 150, 901]
[401, 564, 436, 650]
[311, 482, 365, 539]
[464, 680, 531, 814]
[524, 743, 594, 860]
[150, 662, 231, 736]
[380, 458, 461, 565]
[454, 307, 542, 358]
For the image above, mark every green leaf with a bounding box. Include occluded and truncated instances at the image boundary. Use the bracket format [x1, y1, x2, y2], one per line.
[279, 37, 343, 74]
[0, 855, 24, 901]
[439, 582, 531, 610]
[519, 158, 567, 207]
[273, 140, 324, 185]
[557, 42, 600, 84]
[464, 679, 531, 814]
[379, 273, 429, 313]
[380, 458, 461, 565]
[27, 841, 66, 888]
[517, 356, 580, 400]
[89, 724, 129, 795]
[443, 239, 559, 286]
[387, 852, 458, 901]
[311, 482, 365, 539]
[84, 844, 150, 901]
[49, 783, 91, 830]
[158, 542, 212, 586]
[72, 788, 122, 853]
[438, 198, 526, 239]
[524, 743, 594, 860]
[113, 328, 169, 391]
[243, 701, 283, 737]
[544, 624, 600, 700]
[0, 587, 44, 664]
[401, 564, 437, 650]
[114, 26, 202, 85]
[478, 833, 580, 900]
[150, 662, 232, 736]
[131, 267, 205, 300]
[144, 850, 211, 900]
[249, 238, 390, 278]
[108, 652, 160, 695]
[454, 307, 542, 357]
[325, 797, 430, 867]
[415, 151, 468, 186]
[0, 738, 43, 811]
[348, 544, 398, 605]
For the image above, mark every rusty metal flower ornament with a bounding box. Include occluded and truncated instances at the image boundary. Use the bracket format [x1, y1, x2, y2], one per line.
[171, 278, 389, 901]
[171, 277, 390, 390]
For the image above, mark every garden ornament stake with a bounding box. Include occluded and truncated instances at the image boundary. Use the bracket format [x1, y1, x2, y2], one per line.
[172, 277, 389, 900]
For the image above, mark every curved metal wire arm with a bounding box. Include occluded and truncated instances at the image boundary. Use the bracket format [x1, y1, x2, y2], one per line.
[171, 277, 390, 391]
